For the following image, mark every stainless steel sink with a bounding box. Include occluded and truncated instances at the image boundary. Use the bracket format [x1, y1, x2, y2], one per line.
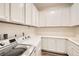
[1, 44, 32, 56]
[3, 48, 26, 56]
[0, 39, 34, 56]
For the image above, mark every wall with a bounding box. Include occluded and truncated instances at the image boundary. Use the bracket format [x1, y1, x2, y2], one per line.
[0, 22, 36, 39]
[36, 27, 76, 37]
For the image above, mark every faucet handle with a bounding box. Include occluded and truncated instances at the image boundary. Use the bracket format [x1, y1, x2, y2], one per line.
[27, 36, 31, 38]
[0, 42, 5, 46]
[25, 35, 31, 39]
[15, 34, 17, 37]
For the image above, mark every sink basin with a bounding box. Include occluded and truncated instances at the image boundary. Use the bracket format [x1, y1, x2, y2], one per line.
[1, 44, 32, 56]
[3, 48, 26, 56]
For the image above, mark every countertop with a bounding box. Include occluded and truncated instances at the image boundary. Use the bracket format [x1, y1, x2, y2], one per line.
[40, 35, 79, 46]
[16, 36, 41, 56]
[16, 36, 41, 47]
[16, 35, 79, 46]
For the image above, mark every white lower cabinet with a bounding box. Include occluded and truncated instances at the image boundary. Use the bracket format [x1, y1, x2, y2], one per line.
[71, 44, 79, 56]
[48, 38, 56, 52]
[42, 37, 48, 50]
[30, 40, 41, 56]
[42, 37, 66, 53]
[72, 48, 79, 56]
[66, 40, 73, 56]
[36, 41, 41, 56]
[66, 40, 79, 56]
[56, 39, 66, 53]
[42, 37, 79, 56]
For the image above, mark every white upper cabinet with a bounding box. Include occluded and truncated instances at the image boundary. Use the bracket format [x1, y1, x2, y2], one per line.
[60, 7, 71, 26]
[0, 4, 5, 19]
[0, 3, 39, 26]
[35, 7, 39, 26]
[26, 3, 32, 25]
[26, 3, 39, 26]
[0, 3, 9, 21]
[46, 8, 62, 26]
[31, 4, 39, 26]
[71, 4, 79, 26]
[5, 4, 10, 21]
[32, 4, 36, 26]
[11, 3, 25, 24]
[39, 7, 71, 27]
[39, 11, 47, 27]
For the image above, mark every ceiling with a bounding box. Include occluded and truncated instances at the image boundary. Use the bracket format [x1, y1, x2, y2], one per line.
[34, 3, 73, 11]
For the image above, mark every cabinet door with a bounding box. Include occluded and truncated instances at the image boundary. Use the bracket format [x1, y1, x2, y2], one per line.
[61, 7, 71, 26]
[5, 3, 10, 21]
[46, 8, 62, 26]
[36, 40, 41, 56]
[71, 6, 77, 25]
[71, 42, 79, 56]
[26, 3, 32, 25]
[56, 38, 66, 53]
[72, 48, 79, 56]
[11, 3, 25, 24]
[71, 4, 79, 26]
[39, 7, 71, 27]
[66, 40, 74, 56]
[39, 11, 47, 27]
[42, 37, 66, 53]
[32, 4, 36, 26]
[42, 37, 48, 50]
[0, 3, 5, 19]
[35, 7, 39, 27]
[31, 4, 39, 26]
[42, 37, 56, 52]
[0, 3, 9, 21]
[67, 40, 79, 56]
[48, 38, 56, 52]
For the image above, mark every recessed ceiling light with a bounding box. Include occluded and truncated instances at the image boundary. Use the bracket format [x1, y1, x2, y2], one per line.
[50, 11, 55, 14]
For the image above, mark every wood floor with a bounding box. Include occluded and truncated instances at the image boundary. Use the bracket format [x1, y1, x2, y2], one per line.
[41, 50, 68, 56]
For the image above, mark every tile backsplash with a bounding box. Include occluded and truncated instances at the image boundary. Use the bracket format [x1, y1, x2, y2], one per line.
[0, 22, 79, 40]
[36, 27, 76, 37]
[0, 22, 36, 39]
